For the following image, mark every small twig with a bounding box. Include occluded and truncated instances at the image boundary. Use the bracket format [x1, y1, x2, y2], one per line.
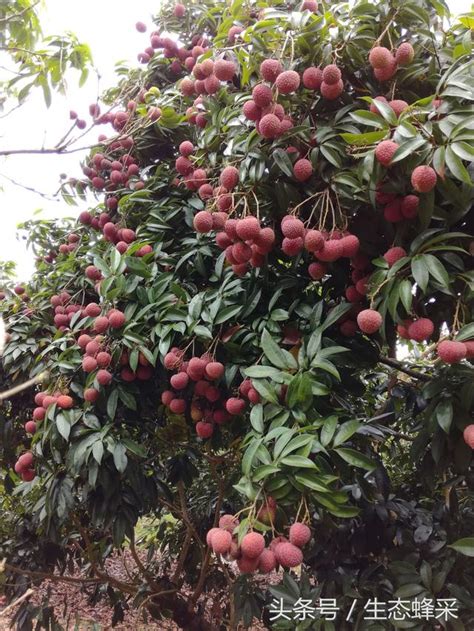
[0, 588, 34, 616]
[0, 371, 48, 403]
[378, 356, 430, 381]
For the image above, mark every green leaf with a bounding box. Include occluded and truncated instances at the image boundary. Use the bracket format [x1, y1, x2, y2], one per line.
[372, 99, 398, 125]
[411, 255, 430, 292]
[451, 141, 474, 162]
[335, 448, 376, 471]
[456, 323, 474, 342]
[113, 443, 128, 473]
[294, 472, 331, 493]
[446, 146, 472, 184]
[281, 455, 317, 468]
[320, 416, 338, 447]
[242, 438, 263, 476]
[448, 537, 474, 557]
[107, 389, 119, 419]
[252, 465, 280, 482]
[261, 329, 297, 370]
[286, 372, 313, 410]
[436, 399, 453, 433]
[333, 420, 361, 447]
[244, 366, 287, 380]
[251, 379, 279, 404]
[250, 404, 264, 433]
[423, 254, 450, 287]
[56, 414, 71, 441]
[390, 137, 426, 164]
[214, 304, 242, 324]
[399, 279, 413, 313]
[272, 148, 294, 177]
[340, 130, 388, 146]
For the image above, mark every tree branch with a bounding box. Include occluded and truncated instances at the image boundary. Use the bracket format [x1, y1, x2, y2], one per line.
[378, 356, 430, 381]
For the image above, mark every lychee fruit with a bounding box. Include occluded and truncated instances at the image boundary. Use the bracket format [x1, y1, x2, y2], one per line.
[211, 528, 232, 554]
[196, 421, 214, 438]
[281, 217, 304, 239]
[408, 318, 434, 342]
[302, 66, 322, 90]
[304, 230, 324, 252]
[241, 532, 265, 559]
[254, 227, 275, 253]
[258, 549, 277, 573]
[383, 246, 407, 267]
[25, 421, 37, 434]
[308, 262, 326, 280]
[289, 522, 311, 548]
[374, 58, 398, 81]
[259, 114, 281, 139]
[219, 514, 239, 533]
[384, 199, 403, 222]
[205, 362, 225, 380]
[375, 140, 399, 166]
[237, 555, 260, 573]
[108, 310, 126, 329]
[82, 356, 98, 372]
[242, 100, 261, 121]
[260, 59, 282, 83]
[97, 369, 112, 386]
[275, 542, 303, 568]
[320, 79, 343, 99]
[357, 309, 383, 334]
[194, 211, 214, 233]
[170, 372, 189, 389]
[169, 398, 186, 414]
[401, 195, 419, 219]
[293, 158, 313, 182]
[206, 527, 221, 546]
[179, 141, 194, 157]
[236, 216, 260, 241]
[275, 70, 300, 94]
[411, 166, 437, 193]
[252, 84, 273, 108]
[84, 388, 100, 402]
[395, 42, 414, 65]
[437, 340, 466, 363]
[57, 395, 73, 409]
[93, 316, 109, 333]
[369, 46, 393, 69]
[340, 235, 360, 258]
[226, 397, 246, 415]
[282, 237, 304, 256]
[389, 99, 409, 118]
[302, 0, 318, 12]
[322, 64, 341, 85]
[316, 240, 343, 262]
[369, 95, 388, 113]
[463, 425, 474, 449]
[214, 59, 236, 82]
[33, 407, 46, 420]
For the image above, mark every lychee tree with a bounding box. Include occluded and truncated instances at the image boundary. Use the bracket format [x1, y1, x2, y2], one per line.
[1, 0, 474, 629]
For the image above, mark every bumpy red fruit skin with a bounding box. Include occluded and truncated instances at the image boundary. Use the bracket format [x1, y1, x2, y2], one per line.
[408, 318, 434, 342]
[83, 356, 98, 373]
[170, 372, 189, 389]
[346, 286, 363, 303]
[282, 217, 304, 239]
[219, 514, 239, 533]
[241, 532, 265, 559]
[196, 421, 214, 438]
[289, 522, 311, 548]
[302, 0, 318, 11]
[252, 83, 273, 107]
[341, 235, 360, 258]
[93, 316, 109, 334]
[411, 166, 437, 193]
[108, 310, 126, 328]
[374, 58, 397, 81]
[258, 549, 277, 573]
[395, 42, 415, 65]
[463, 425, 474, 449]
[293, 158, 313, 182]
[437, 340, 466, 364]
[206, 527, 221, 546]
[169, 398, 186, 414]
[340, 320, 358, 336]
[302, 67, 322, 90]
[369, 46, 393, 69]
[400, 195, 419, 219]
[383, 246, 407, 267]
[236, 216, 260, 241]
[322, 64, 341, 85]
[211, 529, 232, 554]
[193, 211, 214, 233]
[357, 309, 383, 334]
[84, 388, 100, 402]
[320, 79, 343, 99]
[275, 70, 300, 94]
[305, 230, 324, 252]
[275, 542, 303, 568]
[97, 369, 112, 386]
[308, 262, 326, 280]
[205, 361, 225, 380]
[375, 140, 399, 166]
[237, 555, 260, 573]
[282, 237, 304, 256]
[226, 397, 246, 415]
[57, 395, 73, 409]
[260, 59, 282, 82]
[33, 407, 46, 420]
[389, 99, 409, 118]
[384, 199, 403, 222]
[214, 59, 236, 81]
[242, 100, 261, 121]
[25, 421, 37, 434]
[259, 114, 281, 139]
[220, 165, 239, 190]
[179, 141, 194, 157]
[316, 240, 343, 262]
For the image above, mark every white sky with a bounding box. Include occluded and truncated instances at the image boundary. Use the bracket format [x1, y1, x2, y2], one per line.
[0, 0, 471, 280]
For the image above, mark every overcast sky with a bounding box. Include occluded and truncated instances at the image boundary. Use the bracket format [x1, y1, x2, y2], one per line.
[0, 0, 471, 280]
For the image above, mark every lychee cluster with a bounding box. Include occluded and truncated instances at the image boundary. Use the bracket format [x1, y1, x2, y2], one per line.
[81, 144, 144, 194]
[179, 56, 237, 98]
[206, 517, 311, 575]
[370, 96, 409, 118]
[51, 291, 84, 331]
[25, 390, 75, 437]
[161, 350, 238, 438]
[397, 317, 434, 342]
[302, 64, 344, 99]
[194, 212, 276, 277]
[13, 451, 36, 482]
[376, 185, 420, 222]
[368, 42, 414, 81]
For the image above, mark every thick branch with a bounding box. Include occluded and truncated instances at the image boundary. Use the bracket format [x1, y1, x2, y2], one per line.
[378, 356, 430, 381]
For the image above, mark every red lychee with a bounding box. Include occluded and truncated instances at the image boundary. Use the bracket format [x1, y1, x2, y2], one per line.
[187, 357, 207, 380]
[463, 425, 474, 449]
[219, 514, 239, 533]
[84, 388, 100, 402]
[389, 99, 409, 118]
[293, 158, 313, 182]
[254, 227, 275, 253]
[236, 216, 260, 241]
[97, 369, 112, 386]
[211, 529, 232, 554]
[57, 395, 73, 409]
[205, 361, 225, 380]
[214, 59, 236, 81]
[220, 166, 239, 190]
[302, 0, 318, 12]
[242, 100, 261, 121]
[226, 397, 246, 415]
[282, 237, 304, 256]
[228, 25, 243, 43]
[357, 309, 383, 334]
[281, 217, 304, 239]
[302, 66, 322, 90]
[308, 262, 326, 280]
[170, 372, 189, 389]
[275, 70, 300, 94]
[241, 532, 265, 559]
[374, 58, 398, 81]
[260, 59, 283, 83]
[161, 390, 175, 406]
[437, 340, 466, 363]
[258, 549, 277, 573]
[375, 140, 399, 166]
[395, 42, 414, 65]
[275, 542, 303, 568]
[108, 310, 126, 329]
[194, 211, 214, 233]
[320, 79, 343, 99]
[33, 407, 46, 421]
[384, 199, 403, 222]
[237, 555, 259, 573]
[96, 352, 112, 368]
[206, 527, 221, 546]
[401, 195, 419, 219]
[259, 114, 281, 139]
[370, 95, 388, 113]
[25, 421, 37, 434]
[408, 318, 434, 342]
[316, 240, 344, 262]
[369, 46, 393, 69]
[196, 421, 214, 438]
[383, 246, 407, 267]
[252, 83, 273, 108]
[411, 166, 437, 193]
[179, 141, 194, 157]
[304, 229, 324, 252]
[341, 235, 360, 258]
[322, 64, 341, 85]
[340, 320, 358, 336]
[169, 398, 186, 414]
[135, 21, 147, 33]
[346, 286, 363, 303]
[289, 522, 311, 548]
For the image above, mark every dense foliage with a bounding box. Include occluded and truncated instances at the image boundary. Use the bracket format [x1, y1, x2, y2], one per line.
[1, 0, 473, 629]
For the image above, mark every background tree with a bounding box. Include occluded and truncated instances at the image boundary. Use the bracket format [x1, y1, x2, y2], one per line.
[0, 0, 473, 629]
